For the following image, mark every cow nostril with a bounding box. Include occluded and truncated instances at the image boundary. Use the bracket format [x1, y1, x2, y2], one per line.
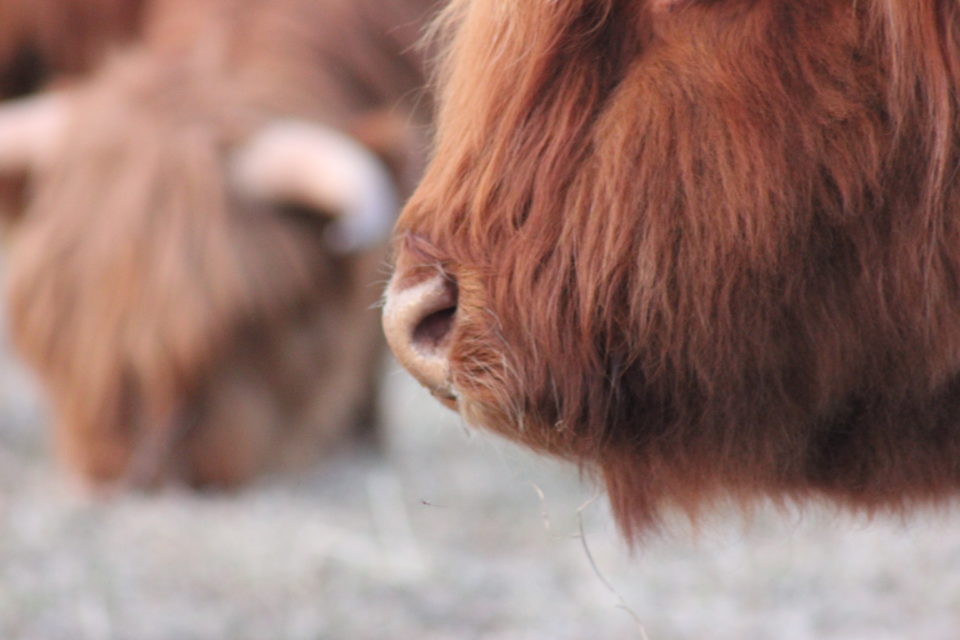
[412, 305, 456, 352]
[383, 273, 459, 395]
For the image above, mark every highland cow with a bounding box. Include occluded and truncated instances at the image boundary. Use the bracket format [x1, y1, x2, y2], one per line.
[0, 0, 438, 488]
[383, 0, 960, 538]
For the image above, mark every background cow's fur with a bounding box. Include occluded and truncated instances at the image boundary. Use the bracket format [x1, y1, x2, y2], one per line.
[2, 0, 437, 488]
[0, 0, 149, 220]
[387, 0, 960, 539]
[0, 0, 147, 98]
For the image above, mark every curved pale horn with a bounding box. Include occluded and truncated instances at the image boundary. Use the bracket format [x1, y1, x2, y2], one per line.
[231, 120, 398, 253]
[0, 93, 68, 173]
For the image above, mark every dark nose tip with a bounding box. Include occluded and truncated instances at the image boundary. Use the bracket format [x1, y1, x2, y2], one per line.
[382, 273, 458, 399]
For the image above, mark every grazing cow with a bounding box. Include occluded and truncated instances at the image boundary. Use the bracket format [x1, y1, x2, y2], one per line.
[0, 0, 438, 489]
[383, 0, 960, 538]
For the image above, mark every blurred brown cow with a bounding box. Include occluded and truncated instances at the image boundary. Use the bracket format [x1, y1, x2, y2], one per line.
[0, 0, 438, 489]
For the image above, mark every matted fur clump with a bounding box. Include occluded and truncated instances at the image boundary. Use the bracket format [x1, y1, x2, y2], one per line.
[385, 0, 960, 539]
[1, 0, 439, 488]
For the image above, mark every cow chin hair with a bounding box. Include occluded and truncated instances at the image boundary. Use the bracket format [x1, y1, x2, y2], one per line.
[399, 0, 960, 539]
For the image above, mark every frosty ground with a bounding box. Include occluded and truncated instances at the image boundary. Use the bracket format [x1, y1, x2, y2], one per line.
[1, 335, 959, 639]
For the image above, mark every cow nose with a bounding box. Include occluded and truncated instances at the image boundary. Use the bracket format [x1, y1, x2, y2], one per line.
[383, 274, 458, 401]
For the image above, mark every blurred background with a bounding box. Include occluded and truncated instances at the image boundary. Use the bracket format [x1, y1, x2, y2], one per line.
[1, 1, 960, 639]
[2, 330, 960, 639]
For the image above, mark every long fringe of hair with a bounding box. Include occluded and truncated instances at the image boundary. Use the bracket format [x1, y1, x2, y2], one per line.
[398, 0, 960, 538]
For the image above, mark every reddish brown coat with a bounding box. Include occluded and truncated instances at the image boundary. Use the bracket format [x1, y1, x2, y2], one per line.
[391, 0, 960, 538]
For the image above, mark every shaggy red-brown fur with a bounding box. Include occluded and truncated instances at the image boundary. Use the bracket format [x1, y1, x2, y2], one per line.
[391, 0, 960, 539]
[0, 0, 147, 97]
[5, 0, 438, 488]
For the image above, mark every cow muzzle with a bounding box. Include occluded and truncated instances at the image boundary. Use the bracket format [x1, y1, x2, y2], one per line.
[382, 273, 459, 406]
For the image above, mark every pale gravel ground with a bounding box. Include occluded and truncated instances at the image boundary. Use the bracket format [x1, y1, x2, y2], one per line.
[1, 333, 960, 638]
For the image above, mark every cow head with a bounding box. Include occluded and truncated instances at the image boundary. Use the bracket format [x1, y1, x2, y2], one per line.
[0, 52, 409, 489]
[383, 0, 960, 537]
